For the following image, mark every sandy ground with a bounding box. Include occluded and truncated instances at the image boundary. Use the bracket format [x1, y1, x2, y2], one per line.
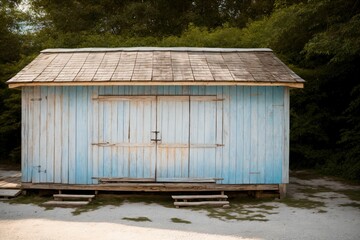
[0, 171, 359, 240]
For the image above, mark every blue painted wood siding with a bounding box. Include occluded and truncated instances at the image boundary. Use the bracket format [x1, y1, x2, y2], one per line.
[21, 86, 289, 184]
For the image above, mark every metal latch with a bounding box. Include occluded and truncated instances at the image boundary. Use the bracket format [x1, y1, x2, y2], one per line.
[151, 130, 161, 142]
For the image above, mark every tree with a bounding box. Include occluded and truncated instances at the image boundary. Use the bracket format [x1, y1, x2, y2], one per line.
[0, 0, 27, 162]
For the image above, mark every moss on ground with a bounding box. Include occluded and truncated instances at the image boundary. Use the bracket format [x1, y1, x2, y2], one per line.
[71, 194, 173, 215]
[171, 217, 191, 224]
[298, 186, 332, 194]
[290, 170, 323, 180]
[122, 216, 152, 222]
[188, 197, 278, 222]
[339, 202, 360, 209]
[9, 194, 50, 205]
[280, 197, 325, 209]
[71, 195, 125, 215]
[336, 190, 360, 202]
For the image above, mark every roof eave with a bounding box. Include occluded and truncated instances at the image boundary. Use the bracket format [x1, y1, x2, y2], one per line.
[7, 81, 304, 89]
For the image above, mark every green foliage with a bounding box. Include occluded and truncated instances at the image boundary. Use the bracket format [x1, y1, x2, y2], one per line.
[304, 14, 360, 63]
[160, 24, 244, 47]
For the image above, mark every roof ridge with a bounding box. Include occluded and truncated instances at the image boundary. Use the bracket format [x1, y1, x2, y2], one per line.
[41, 47, 273, 53]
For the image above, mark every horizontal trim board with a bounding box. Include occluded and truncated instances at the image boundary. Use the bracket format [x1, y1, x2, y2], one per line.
[158, 144, 219, 148]
[94, 96, 156, 101]
[92, 143, 155, 147]
[9, 81, 304, 89]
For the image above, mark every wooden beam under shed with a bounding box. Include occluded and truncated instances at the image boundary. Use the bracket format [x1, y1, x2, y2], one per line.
[21, 182, 280, 192]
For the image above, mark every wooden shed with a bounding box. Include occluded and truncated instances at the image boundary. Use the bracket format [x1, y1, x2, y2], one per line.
[7, 47, 304, 195]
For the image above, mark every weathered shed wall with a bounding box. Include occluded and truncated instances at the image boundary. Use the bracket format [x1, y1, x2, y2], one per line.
[21, 86, 289, 185]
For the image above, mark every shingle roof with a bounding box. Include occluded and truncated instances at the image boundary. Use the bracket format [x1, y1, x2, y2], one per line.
[7, 47, 305, 88]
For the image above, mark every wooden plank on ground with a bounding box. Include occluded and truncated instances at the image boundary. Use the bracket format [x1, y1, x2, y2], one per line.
[0, 189, 22, 198]
[42, 201, 89, 206]
[0, 182, 21, 189]
[172, 195, 228, 200]
[174, 201, 229, 207]
[53, 194, 95, 201]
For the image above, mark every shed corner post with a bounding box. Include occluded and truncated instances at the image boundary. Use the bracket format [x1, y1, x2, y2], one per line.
[279, 183, 287, 199]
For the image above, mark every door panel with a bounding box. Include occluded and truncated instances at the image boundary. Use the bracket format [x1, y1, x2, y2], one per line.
[95, 96, 156, 179]
[156, 96, 190, 180]
[189, 96, 218, 178]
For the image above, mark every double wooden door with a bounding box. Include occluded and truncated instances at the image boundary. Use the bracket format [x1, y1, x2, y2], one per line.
[93, 95, 221, 181]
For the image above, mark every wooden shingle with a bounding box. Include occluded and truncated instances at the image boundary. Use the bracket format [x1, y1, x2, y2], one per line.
[7, 47, 305, 88]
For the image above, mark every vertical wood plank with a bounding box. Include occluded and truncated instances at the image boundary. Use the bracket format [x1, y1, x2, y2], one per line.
[117, 87, 126, 177]
[204, 87, 217, 178]
[61, 86, 69, 184]
[75, 87, 88, 183]
[136, 100, 145, 177]
[257, 87, 266, 183]
[249, 87, 258, 184]
[243, 87, 251, 184]
[68, 87, 76, 183]
[21, 88, 29, 182]
[87, 86, 95, 183]
[228, 86, 237, 183]
[221, 86, 230, 184]
[91, 87, 99, 183]
[103, 87, 113, 177]
[39, 87, 48, 182]
[265, 87, 274, 183]
[273, 87, 284, 183]
[45, 87, 55, 183]
[97, 86, 104, 178]
[235, 86, 244, 183]
[110, 87, 119, 177]
[27, 87, 34, 182]
[54, 87, 62, 183]
[215, 86, 223, 182]
[283, 87, 290, 183]
[32, 87, 41, 183]
[129, 93, 137, 178]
